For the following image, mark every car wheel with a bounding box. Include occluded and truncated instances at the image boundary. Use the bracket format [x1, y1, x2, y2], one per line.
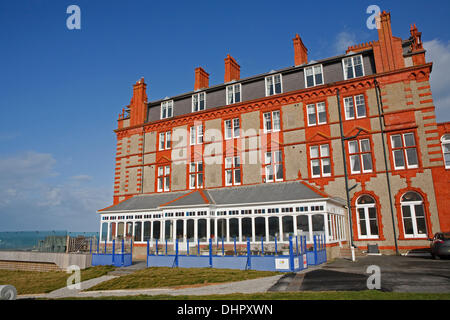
[432, 254, 440, 260]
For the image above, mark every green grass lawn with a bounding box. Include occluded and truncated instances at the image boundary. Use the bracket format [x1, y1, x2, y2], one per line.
[60, 290, 450, 300]
[0, 265, 114, 295]
[87, 267, 280, 291]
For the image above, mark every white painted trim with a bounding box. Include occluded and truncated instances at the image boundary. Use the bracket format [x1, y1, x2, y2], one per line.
[304, 64, 324, 88]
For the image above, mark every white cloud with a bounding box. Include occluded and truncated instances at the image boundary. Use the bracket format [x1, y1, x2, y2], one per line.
[334, 31, 357, 55]
[424, 39, 450, 122]
[0, 151, 111, 232]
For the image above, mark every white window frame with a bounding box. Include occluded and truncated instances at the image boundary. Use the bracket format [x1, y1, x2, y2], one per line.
[264, 150, 283, 183]
[189, 162, 204, 189]
[265, 74, 283, 96]
[342, 55, 365, 80]
[263, 110, 281, 133]
[224, 118, 240, 140]
[160, 100, 173, 119]
[348, 139, 373, 174]
[225, 156, 241, 186]
[441, 135, 450, 169]
[304, 64, 324, 88]
[190, 125, 204, 145]
[159, 131, 172, 151]
[356, 196, 379, 239]
[343, 95, 366, 120]
[226, 83, 241, 105]
[401, 193, 427, 239]
[306, 102, 327, 126]
[157, 165, 170, 192]
[390, 133, 419, 170]
[192, 92, 206, 112]
[310, 144, 331, 178]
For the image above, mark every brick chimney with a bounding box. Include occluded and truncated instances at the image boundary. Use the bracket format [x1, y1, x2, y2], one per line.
[293, 34, 308, 66]
[224, 54, 240, 83]
[409, 24, 426, 66]
[194, 67, 209, 90]
[128, 77, 148, 127]
[372, 11, 405, 72]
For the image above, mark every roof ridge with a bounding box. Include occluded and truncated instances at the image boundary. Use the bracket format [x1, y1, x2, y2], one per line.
[157, 190, 197, 208]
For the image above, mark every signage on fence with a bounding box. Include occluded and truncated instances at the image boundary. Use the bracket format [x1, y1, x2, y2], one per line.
[294, 257, 299, 269]
[275, 258, 290, 270]
[303, 254, 307, 268]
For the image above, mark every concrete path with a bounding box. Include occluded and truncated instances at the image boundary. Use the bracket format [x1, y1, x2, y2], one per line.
[18, 273, 284, 299]
[19, 275, 118, 299]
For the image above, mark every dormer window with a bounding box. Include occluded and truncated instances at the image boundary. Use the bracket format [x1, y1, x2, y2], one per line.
[226, 84, 241, 104]
[192, 92, 206, 112]
[161, 100, 173, 119]
[343, 55, 364, 80]
[265, 74, 282, 96]
[305, 65, 324, 87]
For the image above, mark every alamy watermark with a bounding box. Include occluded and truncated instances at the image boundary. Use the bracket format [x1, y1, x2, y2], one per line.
[366, 265, 381, 290]
[66, 265, 81, 290]
[366, 5, 381, 30]
[66, 5, 81, 30]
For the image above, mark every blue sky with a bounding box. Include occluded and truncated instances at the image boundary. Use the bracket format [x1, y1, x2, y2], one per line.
[1, 0, 449, 232]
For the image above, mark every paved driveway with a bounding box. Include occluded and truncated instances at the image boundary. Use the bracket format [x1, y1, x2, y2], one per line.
[271, 255, 450, 293]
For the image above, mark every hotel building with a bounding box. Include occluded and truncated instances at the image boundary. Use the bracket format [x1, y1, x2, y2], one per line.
[98, 11, 450, 258]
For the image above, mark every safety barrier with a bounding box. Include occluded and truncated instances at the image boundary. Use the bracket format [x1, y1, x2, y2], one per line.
[146, 235, 314, 272]
[306, 235, 327, 266]
[91, 238, 132, 267]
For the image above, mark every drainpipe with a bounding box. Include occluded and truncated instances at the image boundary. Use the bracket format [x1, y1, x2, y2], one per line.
[336, 89, 355, 249]
[140, 126, 145, 194]
[374, 79, 400, 255]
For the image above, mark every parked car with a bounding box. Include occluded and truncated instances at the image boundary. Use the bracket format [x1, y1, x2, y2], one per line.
[429, 232, 450, 259]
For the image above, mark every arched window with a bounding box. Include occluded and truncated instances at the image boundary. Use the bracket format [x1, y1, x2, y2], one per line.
[442, 134, 450, 169]
[356, 195, 379, 239]
[401, 192, 427, 238]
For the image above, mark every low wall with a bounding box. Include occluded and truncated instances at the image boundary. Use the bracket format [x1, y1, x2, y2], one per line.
[0, 251, 92, 271]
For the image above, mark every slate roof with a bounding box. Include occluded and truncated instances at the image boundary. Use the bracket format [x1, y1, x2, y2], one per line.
[100, 191, 190, 212]
[99, 181, 338, 213]
[206, 181, 324, 206]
